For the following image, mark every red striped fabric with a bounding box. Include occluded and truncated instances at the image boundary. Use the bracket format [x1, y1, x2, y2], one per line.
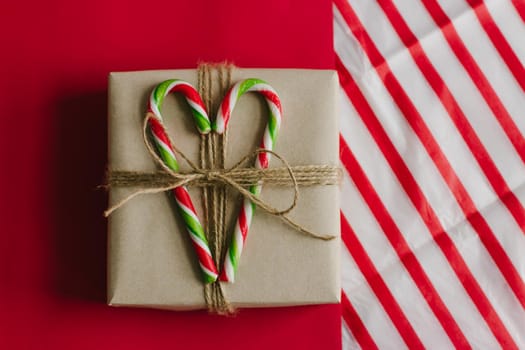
[341, 290, 379, 350]
[340, 211, 425, 349]
[335, 1, 525, 348]
[466, 0, 525, 91]
[513, 0, 525, 22]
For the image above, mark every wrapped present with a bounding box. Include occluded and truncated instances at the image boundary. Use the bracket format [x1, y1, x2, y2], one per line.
[106, 65, 341, 312]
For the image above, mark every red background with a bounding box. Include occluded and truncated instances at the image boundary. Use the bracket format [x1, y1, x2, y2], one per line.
[0, 1, 340, 349]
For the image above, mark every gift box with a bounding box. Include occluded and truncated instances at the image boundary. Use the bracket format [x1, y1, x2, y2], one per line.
[106, 67, 340, 310]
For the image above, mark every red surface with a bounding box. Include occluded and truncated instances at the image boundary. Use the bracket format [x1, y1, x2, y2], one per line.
[0, 1, 339, 349]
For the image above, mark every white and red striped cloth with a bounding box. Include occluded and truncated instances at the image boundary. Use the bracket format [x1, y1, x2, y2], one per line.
[335, 0, 525, 348]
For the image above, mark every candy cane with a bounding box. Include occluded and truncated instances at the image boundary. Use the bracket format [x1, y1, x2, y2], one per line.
[214, 78, 282, 282]
[148, 79, 219, 284]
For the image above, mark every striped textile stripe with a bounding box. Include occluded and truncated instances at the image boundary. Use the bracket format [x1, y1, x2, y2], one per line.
[335, 0, 525, 348]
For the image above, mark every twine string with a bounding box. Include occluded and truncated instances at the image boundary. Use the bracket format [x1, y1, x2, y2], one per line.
[105, 113, 337, 241]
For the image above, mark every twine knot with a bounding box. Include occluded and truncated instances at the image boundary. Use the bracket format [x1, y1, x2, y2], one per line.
[205, 171, 221, 181]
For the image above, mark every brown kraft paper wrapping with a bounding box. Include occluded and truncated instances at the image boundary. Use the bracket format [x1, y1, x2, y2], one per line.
[107, 68, 341, 310]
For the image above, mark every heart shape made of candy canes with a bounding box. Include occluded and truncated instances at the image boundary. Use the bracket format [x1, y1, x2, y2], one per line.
[147, 78, 282, 284]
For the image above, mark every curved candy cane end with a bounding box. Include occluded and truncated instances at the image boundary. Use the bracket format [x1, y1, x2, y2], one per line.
[201, 265, 219, 284]
[219, 269, 233, 283]
[196, 121, 212, 135]
[212, 117, 226, 134]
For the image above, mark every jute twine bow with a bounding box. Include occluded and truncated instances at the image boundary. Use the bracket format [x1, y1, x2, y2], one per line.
[104, 63, 341, 314]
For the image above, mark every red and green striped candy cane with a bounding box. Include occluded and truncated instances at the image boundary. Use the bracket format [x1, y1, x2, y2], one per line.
[214, 78, 282, 282]
[148, 79, 219, 284]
